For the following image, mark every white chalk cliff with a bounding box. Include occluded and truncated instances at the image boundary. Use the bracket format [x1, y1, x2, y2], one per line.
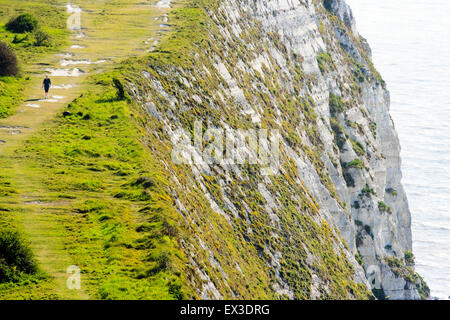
[126, 0, 429, 299]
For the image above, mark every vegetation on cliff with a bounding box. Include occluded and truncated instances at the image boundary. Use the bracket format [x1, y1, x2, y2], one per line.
[0, 0, 426, 300]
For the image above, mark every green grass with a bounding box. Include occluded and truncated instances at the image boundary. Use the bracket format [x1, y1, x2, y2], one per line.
[350, 138, 366, 156]
[330, 117, 347, 151]
[0, 0, 180, 299]
[149, 0, 216, 66]
[0, 159, 55, 298]
[11, 76, 188, 299]
[329, 93, 344, 116]
[0, 1, 69, 60]
[343, 159, 363, 170]
[317, 52, 334, 74]
[0, 76, 24, 118]
[0, 0, 69, 118]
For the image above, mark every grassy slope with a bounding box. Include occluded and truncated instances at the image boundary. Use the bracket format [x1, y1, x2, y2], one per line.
[1, 0, 373, 300]
[113, 0, 371, 299]
[0, 0, 71, 299]
[0, 81, 184, 299]
[1, 78, 186, 299]
[0, 0, 69, 118]
[128, 0, 374, 299]
[0, 0, 187, 299]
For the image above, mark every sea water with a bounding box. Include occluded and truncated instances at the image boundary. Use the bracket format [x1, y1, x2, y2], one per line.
[347, 0, 450, 299]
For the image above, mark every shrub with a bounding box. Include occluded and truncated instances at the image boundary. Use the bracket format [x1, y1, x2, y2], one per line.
[386, 188, 398, 196]
[378, 201, 392, 214]
[0, 41, 19, 77]
[317, 52, 334, 73]
[0, 229, 38, 283]
[350, 138, 366, 156]
[361, 184, 376, 196]
[168, 278, 184, 300]
[330, 117, 346, 150]
[34, 30, 51, 47]
[329, 93, 344, 115]
[343, 158, 363, 169]
[386, 256, 401, 268]
[404, 251, 415, 265]
[113, 78, 127, 100]
[5, 13, 38, 33]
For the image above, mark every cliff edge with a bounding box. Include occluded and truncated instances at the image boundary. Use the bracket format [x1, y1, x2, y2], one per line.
[120, 0, 429, 299]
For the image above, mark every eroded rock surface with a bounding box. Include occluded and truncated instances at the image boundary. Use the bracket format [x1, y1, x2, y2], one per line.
[126, 0, 428, 299]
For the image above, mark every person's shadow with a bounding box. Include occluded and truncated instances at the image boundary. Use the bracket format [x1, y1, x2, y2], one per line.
[26, 99, 42, 102]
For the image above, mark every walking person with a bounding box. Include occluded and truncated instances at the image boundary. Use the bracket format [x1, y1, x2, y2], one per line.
[42, 75, 51, 99]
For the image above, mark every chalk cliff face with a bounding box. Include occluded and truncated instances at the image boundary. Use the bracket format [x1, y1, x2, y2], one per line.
[125, 0, 428, 299]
